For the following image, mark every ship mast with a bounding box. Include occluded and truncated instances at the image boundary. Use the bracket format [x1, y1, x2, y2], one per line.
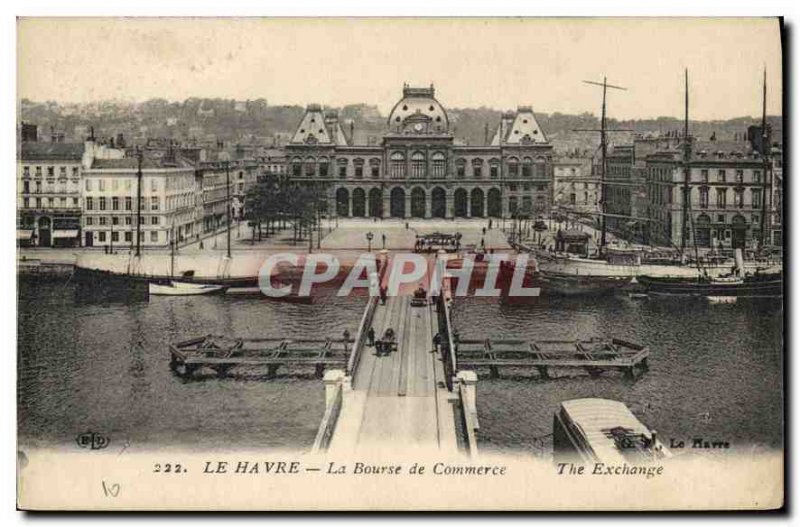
[683, 69, 702, 273]
[574, 77, 630, 254]
[760, 68, 771, 246]
[681, 68, 691, 253]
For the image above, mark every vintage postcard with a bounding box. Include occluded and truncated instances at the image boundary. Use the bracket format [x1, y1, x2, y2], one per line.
[15, 17, 784, 511]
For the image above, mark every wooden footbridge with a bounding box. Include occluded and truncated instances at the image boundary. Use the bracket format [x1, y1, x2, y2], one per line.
[169, 336, 350, 378]
[168, 253, 652, 458]
[456, 338, 650, 380]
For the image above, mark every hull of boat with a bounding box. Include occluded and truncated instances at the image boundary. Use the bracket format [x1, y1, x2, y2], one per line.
[539, 272, 632, 296]
[637, 274, 783, 298]
[149, 282, 228, 296]
[535, 250, 781, 279]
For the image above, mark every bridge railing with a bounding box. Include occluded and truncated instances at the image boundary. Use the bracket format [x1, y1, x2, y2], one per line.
[435, 291, 458, 392]
[456, 371, 480, 458]
[311, 370, 345, 453]
[346, 295, 378, 377]
[345, 256, 387, 377]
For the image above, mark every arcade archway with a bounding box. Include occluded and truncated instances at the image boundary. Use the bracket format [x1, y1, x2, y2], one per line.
[390, 187, 406, 218]
[411, 187, 426, 218]
[431, 187, 446, 218]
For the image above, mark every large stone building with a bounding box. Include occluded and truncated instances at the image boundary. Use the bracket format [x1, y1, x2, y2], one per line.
[17, 138, 125, 247]
[285, 84, 553, 220]
[17, 142, 85, 247]
[82, 154, 198, 249]
[644, 138, 771, 250]
[605, 145, 635, 237]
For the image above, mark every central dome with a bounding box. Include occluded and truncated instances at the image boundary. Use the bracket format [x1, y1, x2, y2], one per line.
[387, 84, 449, 134]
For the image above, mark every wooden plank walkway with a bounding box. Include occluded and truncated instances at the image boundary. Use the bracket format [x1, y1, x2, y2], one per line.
[169, 336, 350, 378]
[327, 289, 458, 455]
[456, 337, 649, 379]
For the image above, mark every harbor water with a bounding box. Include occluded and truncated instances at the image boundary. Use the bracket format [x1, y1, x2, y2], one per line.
[18, 277, 783, 454]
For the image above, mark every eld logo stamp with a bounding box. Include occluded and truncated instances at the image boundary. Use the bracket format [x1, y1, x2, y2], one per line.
[76, 431, 110, 450]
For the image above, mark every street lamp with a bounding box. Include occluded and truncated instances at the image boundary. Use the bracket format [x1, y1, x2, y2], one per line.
[366, 231, 374, 253]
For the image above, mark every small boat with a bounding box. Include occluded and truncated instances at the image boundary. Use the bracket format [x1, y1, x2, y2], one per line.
[553, 398, 672, 465]
[149, 281, 227, 296]
[707, 296, 737, 304]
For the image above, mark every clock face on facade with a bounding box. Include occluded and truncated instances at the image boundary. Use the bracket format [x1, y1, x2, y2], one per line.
[413, 123, 424, 132]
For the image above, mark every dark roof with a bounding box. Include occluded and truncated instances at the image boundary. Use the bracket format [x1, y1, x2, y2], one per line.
[557, 229, 590, 241]
[20, 142, 84, 161]
[91, 156, 196, 170]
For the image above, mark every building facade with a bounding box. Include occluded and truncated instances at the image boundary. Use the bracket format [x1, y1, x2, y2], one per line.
[552, 156, 598, 217]
[17, 139, 126, 247]
[17, 142, 85, 247]
[645, 141, 769, 250]
[769, 145, 783, 247]
[605, 145, 635, 237]
[285, 85, 554, 220]
[82, 156, 198, 249]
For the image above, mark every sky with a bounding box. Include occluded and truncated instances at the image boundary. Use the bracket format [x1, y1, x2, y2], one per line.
[17, 17, 783, 120]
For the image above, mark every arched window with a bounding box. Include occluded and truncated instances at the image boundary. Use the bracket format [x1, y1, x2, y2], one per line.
[411, 151, 426, 179]
[507, 157, 519, 177]
[353, 158, 365, 179]
[522, 157, 533, 178]
[455, 158, 466, 179]
[432, 152, 446, 178]
[535, 156, 547, 178]
[291, 157, 302, 178]
[472, 158, 484, 179]
[304, 157, 316, 177]
[390, 152, 406, 179]
[369, 158, 381, 178]
[489, 158, 500, 179]
[337, 158, 348, 179]
[318, 156, 329, 178]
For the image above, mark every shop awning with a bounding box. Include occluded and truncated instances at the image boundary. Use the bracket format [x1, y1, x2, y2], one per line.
[53, 229, 79, 238]
[16, 229, 33, 240]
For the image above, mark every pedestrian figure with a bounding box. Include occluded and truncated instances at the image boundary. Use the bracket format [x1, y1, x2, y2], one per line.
[432, 332, 442, 354]
[382, 233, 386, 249]
[482, 227, 487, 235]
[375, 338, 383, 356]
[380, 286, 388, 305]
[367, 327, 375, 347]
[343, 329, 351, 343]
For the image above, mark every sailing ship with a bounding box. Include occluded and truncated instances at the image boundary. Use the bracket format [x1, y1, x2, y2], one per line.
[637, 70, 783, 300]
[637, 248, 783, 299]
[532, 71, 781, 294]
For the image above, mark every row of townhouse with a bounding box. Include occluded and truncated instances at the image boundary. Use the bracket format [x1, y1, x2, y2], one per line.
[17, 136, 262, 249]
